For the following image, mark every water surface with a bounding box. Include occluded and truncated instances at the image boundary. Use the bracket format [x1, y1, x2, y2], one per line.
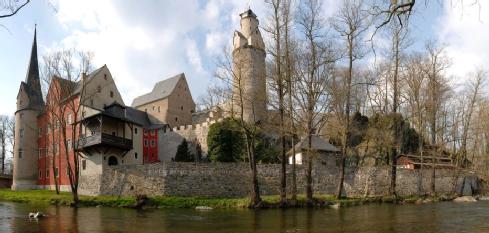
[1, 201, 488, 233]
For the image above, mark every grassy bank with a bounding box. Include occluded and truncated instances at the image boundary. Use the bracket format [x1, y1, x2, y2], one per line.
[0, 189, 453, 209]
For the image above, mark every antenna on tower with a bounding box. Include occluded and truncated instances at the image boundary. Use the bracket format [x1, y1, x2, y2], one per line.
[248, 0, 251, 9]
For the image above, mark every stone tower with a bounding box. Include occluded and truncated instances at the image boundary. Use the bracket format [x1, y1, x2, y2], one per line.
[232, 8, 267, 124]
[12, 27, 44, 190]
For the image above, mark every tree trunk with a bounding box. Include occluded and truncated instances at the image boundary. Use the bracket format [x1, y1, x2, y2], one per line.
[306, 134, 313, 206]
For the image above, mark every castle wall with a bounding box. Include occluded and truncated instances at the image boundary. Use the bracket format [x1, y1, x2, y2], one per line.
[87, 157, 465, 198]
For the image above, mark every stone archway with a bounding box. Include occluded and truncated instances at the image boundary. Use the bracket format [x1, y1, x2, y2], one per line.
[108, 156, 118, 166]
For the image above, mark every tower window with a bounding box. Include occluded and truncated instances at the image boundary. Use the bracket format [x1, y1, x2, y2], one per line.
[110, 91, 114, 98]
[19, 113, 24, 119]
[19, 129, 24, 138]
[18, 149, 23, 158]
[67, 139, 72, 151]
[67, 113, 72, 125]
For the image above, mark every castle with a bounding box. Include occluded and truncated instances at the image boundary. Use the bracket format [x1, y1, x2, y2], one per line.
[12, 9, 267, 192]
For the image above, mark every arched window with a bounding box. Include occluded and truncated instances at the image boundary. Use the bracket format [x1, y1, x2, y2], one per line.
[108, 156, 118, 166]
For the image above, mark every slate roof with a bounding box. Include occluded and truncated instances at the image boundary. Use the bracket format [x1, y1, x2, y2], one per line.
[83, 102, 151, 126]
[287, 135, 340, 155]
[21, 26, 44, 110]
[131, 73, 185, 107]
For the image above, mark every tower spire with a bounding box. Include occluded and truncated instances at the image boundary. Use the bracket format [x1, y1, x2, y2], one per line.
[24, 25, 44, 109]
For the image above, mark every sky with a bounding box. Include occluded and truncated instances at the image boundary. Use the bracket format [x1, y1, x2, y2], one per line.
[0, 0, 488, 116]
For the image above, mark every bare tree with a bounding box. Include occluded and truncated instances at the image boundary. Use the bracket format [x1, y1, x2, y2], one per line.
[0, 115, 14, 174]
[0, 0, 29, 19]
[215, 47, 263, 207]
[42, 49, 94, 205]
[263, 0, 289, 207]
[296, 0, 335, 205]
[331, 0, 370, 199]
[423, 41, 451, 196]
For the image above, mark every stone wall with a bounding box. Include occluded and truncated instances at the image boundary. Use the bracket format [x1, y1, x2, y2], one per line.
[92, 156, 467, 197]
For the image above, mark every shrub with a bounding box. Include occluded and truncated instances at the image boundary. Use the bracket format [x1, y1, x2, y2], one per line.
[207, 118, 245, 162]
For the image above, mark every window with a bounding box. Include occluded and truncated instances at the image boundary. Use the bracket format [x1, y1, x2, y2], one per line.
[18, 149, 23, 158]
[39, 149, 43, 158]
[144, 139, 148, 147]
[135, 152, 138, 159]
[19, 113, 24, 119]
[45, 148, 48, 157]
[46, 169, 49, 178]
[39, 170, 42, 178]
[67, 168, 70, 176]
[19, 129, 24, 138]
[104, 74, 107, 80]
[54, 144, 58, 155]
[151, 139, 155, 147]
[175, 117, 178, 122]
[38, 128, 42, 137]
[158, 106, 160, 112]
[90, 99, 94, 106]
[152, 106, 155, 111]
[67, 139, 72, 151]
[143, 129, 148, 135]
[54, 167, 59, 177]
[82, 111, 86, 118]
[47, 124, 51, 134]
[55, 120, 60, 129]
[110, 91, 114, 98]
[82, 159, 87, 170]
[97, 85, 102, 93]
[151, 130, 155, 136]
[134, 127, 138, 135]
[181, 106, 183, 110]
[67, 113, 72, 125]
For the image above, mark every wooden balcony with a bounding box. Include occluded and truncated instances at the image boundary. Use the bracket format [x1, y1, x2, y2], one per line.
[76, 132, 132, 151]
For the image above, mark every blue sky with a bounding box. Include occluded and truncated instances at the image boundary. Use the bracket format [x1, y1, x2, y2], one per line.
[1, 0, 488, 115]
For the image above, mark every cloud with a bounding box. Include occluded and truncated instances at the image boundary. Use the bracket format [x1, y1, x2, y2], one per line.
[437, 1, 489, 83]
[47, 0, 258, 105]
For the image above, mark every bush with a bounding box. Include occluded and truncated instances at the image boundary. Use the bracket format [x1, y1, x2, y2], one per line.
[175, 139, 194, 162]
[207, 118, 245, 162]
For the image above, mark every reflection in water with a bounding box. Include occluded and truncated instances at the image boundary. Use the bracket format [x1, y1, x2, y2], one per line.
[2, 201, 489, 233]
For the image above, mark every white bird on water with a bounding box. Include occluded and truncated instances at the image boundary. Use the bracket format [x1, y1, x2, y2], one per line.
[29, 212, 44, 219]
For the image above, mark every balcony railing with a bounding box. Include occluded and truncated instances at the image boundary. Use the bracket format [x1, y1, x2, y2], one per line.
[77, 132, 132, 151]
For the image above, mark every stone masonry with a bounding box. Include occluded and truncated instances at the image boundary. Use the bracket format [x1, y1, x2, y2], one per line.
[90, 156, 469, 198]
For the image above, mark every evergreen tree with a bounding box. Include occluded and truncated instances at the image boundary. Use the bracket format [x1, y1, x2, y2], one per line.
[175, 139, 194, 162]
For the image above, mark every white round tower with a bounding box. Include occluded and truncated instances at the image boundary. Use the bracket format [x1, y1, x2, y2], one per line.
[232, 9, 267, 124]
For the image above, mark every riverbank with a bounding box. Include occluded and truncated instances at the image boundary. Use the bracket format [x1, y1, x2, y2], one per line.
[0, 189, 456, 209]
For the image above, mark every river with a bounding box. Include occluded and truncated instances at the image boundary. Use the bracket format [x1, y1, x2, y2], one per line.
[1, 201, 488, 233]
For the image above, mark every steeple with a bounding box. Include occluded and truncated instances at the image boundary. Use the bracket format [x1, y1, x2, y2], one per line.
[23, 25, 44, 109]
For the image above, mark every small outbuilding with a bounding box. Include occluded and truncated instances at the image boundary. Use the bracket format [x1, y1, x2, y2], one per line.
[287, 135, 340, 165]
